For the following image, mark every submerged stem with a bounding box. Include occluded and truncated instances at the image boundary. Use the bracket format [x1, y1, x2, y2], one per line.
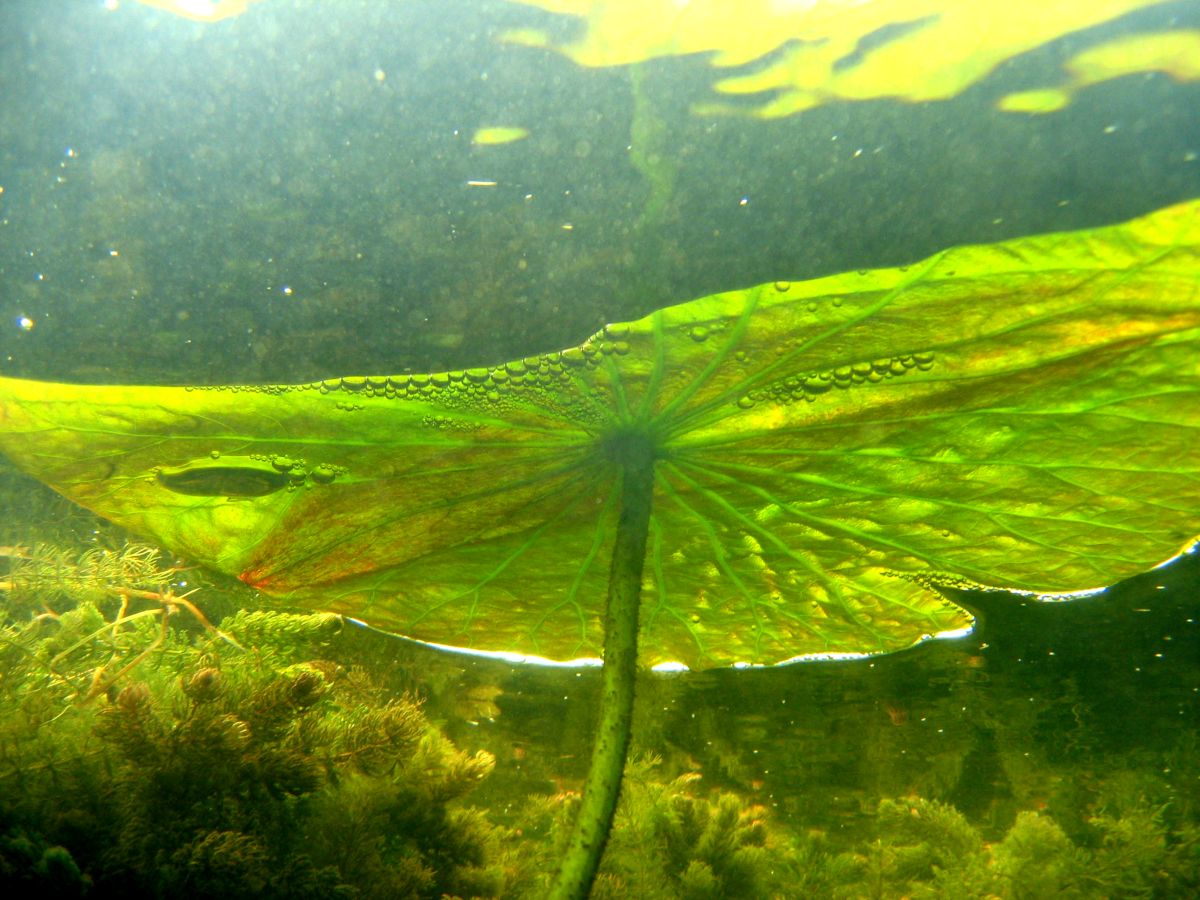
[549, 432, 656, 900]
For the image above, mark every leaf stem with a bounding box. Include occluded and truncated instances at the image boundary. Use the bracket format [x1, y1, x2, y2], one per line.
[549, 432, 656, 899]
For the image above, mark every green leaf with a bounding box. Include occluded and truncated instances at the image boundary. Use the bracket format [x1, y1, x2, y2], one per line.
[1, 200, 1198, 668]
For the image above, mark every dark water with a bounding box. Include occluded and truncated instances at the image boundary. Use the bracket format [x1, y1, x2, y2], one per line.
[1, 1, 1198, 896]
[2, 0, 1199, 384]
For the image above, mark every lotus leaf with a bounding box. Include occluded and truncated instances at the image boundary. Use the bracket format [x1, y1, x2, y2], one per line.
[0, 200, 1197, 670]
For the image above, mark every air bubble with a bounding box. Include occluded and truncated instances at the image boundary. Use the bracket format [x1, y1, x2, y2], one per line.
[604, 323, 629, 340]
[311, 465, 337, 485]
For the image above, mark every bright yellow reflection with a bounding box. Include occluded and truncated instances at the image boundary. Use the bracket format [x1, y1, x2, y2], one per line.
[132, 0, 261, 22]
[472, 126, 531, 146]
[503, 0, 1182, 117]
[1001, 30, 1200, 112]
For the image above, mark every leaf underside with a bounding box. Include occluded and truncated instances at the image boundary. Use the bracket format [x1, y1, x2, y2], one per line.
[1, 201, 1198, 668]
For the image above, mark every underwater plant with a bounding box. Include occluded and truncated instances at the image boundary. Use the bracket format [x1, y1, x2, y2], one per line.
[0, 541, 232, 702]
[849, 784, 1200, 900]
[515, 755, 788, 898]
[0, 563, 512, 898]
[0, 201, 1198, 897]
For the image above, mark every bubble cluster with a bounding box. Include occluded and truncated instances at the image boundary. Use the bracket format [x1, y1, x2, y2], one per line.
[187, 323, 635, 426]
[250, 453, 347, 490]
[421, 414, 483, 433]
[898, 569, 977, 592]
[736, 351, 935, 409]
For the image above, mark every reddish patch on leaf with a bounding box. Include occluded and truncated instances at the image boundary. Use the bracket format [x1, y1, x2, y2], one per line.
[239, 570, 272, 590]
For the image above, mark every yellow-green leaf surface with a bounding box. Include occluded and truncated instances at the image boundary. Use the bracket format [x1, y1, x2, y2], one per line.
[503, 0, 1183, 118]
[2, 202, 1199, 668]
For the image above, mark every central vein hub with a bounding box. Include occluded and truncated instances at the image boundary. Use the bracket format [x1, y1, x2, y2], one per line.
[601, 426, 659, 472]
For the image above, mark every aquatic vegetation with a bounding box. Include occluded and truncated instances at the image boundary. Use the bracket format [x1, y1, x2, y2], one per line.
[3, 203, 1198, 666]
[0, 563, 509, 898]
[1, 542, 229, 702]
[1, 201, 1197, 896]
[508, 740, 1200, 899]
[517, 756, 781, 898]
[0, 536, 1197, 895]
[850, 785, 1199, 900]
[0, 827, 90, 897]
[2, 541, 176, 610]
